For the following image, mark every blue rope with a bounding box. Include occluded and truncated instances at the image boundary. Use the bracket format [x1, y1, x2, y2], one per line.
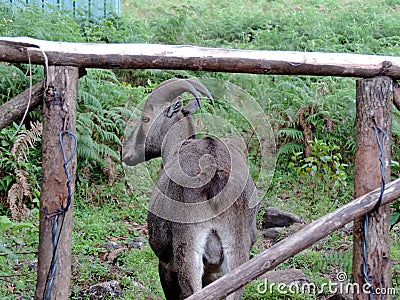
[362, 125, 386, 300]
[373, 125, 386, 211]
[362, 215, 372, 300]
[59, 130, 77, 212]
[44, 215, 59, 300]
[43, 130, 77, 300]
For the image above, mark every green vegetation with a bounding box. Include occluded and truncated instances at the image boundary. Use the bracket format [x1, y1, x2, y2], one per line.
[0, 0, 399, 299]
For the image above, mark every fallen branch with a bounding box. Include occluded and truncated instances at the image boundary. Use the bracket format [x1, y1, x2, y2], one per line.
[187, 177, 400, 300]
[0, 80, 44, 130]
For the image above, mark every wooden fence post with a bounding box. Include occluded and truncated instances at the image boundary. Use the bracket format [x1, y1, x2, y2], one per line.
[353, 76, 393, 300]
[35, 66, 78, 300]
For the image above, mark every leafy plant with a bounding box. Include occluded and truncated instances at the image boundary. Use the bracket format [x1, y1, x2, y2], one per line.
[80, 15, 150, 43]
[0, 215, 34, 259]
[0, 63, 30, 103]
[150, 5, 196, 44]
[289, 139, 348, 199]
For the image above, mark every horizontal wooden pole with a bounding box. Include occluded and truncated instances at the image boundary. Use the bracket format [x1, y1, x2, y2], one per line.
[186, 177, 400, 300]
[0, 80, 44, 130]
[1, 37, 400, 78]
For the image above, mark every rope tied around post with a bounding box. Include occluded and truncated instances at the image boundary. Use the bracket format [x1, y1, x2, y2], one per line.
[43, 83, 77, 300]
[361, 124, 387, 300]
[372, 125, 387, 211]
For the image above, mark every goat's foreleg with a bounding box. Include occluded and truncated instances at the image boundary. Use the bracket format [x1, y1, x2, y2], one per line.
[158, 261, 182, 300]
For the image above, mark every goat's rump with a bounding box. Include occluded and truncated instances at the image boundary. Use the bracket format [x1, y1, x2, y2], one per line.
[178, 137, 233, 202]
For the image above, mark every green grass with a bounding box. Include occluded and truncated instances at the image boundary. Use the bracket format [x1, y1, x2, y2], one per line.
[121, 0, 400, 55]
[0, 0, 399, 299]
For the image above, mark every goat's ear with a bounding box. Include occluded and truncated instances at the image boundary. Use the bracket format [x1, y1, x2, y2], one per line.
[166, 100, 183, 118]
[182, 99, 200, 115]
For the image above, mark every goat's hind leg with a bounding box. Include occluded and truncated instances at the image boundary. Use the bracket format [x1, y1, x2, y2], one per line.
[223, 248, 248, 300]
[173, 227, 208, 298]
[221, 231, 250, 300]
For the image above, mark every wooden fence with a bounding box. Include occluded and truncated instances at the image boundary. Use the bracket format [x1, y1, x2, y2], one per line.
[0, 37, 399, 300]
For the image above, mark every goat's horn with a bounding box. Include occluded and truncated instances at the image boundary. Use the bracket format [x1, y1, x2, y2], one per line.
[152, 78, 180, 91]
[156, 78, 213, 103]
[185, 79, 214, 107]
[145, 79, 201, 112]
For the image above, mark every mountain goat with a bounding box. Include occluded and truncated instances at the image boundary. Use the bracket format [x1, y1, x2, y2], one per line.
[122, 78, 258, 300]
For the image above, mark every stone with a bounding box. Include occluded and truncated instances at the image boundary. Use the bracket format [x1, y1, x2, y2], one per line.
[262, 207, 304, 229]
[127, 237, 143, 249]
[263, 227, 281, 240]
[263, 223, 306, 243]
[78, 280, 123, 299]
[103, 241, 120, 251]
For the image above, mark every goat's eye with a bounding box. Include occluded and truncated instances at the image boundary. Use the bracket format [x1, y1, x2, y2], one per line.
[142, 116, 150, 123]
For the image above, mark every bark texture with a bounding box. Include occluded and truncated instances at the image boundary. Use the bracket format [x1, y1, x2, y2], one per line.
[1, 37, 400, 78]
[353, 76, 393, 300]
[35, 66, 78, 300]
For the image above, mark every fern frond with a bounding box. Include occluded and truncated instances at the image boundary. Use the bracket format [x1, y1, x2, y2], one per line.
[16, 169, 31, 198]
[277, 142, 304, 158]
[7, 169, 31, 220]
[87, 69, 119, 82]
[277, 128, 304, 140]
[11, 121, 42, 164]
[306, 111, 329, 124]
[76, 133, 102, 163]
[96, 143, 121, 162]
[79, 92, 104, 112]
[8, 184, 22, 220]
[98, 130, 122, 146]
[77, 113, 97, 132]
[30, 121, 43, 138]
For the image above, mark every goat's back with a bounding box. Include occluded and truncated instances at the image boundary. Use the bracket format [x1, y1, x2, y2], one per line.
[176, 137, 249, 203]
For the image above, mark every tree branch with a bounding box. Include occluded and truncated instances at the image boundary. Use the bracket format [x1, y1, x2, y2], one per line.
[0, 80, 44, 130]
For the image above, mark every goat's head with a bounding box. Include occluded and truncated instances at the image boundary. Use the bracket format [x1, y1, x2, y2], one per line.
[121, 78, 214, 166]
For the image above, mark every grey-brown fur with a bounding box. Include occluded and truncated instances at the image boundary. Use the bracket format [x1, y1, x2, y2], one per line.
[122, 78, 258, 300]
